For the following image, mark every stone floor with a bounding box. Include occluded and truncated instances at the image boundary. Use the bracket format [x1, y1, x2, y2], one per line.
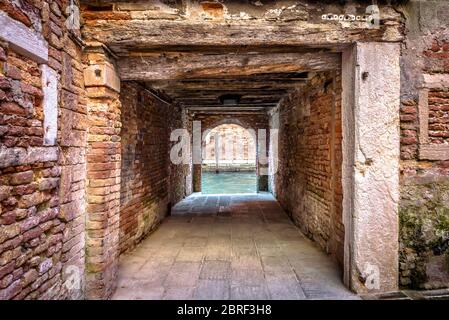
[111, 193, 358, 300]
[361, 288, 449, 300]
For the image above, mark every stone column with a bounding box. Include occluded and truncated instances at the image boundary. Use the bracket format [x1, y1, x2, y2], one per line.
[342, 43, 400, 293]
[83, 43, 121, 299]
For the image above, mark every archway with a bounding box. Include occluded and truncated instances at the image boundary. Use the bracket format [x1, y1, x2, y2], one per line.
[202, 123, 257, 194]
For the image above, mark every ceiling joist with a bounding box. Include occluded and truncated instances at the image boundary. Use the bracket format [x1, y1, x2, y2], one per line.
[118, 52, 340, 81]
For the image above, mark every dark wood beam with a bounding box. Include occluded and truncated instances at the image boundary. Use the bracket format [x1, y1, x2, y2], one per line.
[82, 19, 403, 55]
[149, 80, 305, 91]
[183, 103, 276, 108]
[186, 106, 271, 112]
[168, 89, 289, 98]
[117, 52, 340, 81]
[175, 96, 283, 103]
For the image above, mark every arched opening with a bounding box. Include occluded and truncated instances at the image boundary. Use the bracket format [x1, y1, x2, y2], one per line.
[202, 123, 257, 194]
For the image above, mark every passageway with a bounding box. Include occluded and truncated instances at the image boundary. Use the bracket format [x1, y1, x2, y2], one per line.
[1, 0, 440, 301]
[202, 123, 257, 194]
[77, 2, 404, 298]
[112, 194, 356, 300]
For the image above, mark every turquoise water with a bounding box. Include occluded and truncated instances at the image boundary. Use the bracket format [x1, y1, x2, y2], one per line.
[201, 171, 257, 194]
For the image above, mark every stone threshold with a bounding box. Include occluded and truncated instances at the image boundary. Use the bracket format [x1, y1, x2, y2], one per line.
[361, 288, 449, 300]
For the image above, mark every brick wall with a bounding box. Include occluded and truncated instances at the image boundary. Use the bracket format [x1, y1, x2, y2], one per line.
[272, 71, 344, 267]
[398, 1, 449, 290]
[0, 1, 85, 299]
[119, 82, 188, 254]
[428, 89, 449, 144]
[168, 99, 191, 205]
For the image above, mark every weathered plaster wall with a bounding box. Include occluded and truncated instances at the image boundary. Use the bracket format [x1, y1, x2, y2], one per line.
[272, 71, 344, 267]
[0, 1, 85, 299]
[119, 82, 188, 254]
[398, 0, 449, 289]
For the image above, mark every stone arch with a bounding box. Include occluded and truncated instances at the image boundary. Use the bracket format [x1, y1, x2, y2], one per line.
[203, 122, 257, 166]
[191, 114, 269, 193]
[202, 118, 255, 135]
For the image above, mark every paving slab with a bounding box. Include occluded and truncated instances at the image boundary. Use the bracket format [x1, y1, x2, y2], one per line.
[111, 193, 358, 300]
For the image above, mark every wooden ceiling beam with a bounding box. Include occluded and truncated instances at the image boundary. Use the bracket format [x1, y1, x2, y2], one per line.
[117, 52, 340, 81]
[82, 19, 403, 55]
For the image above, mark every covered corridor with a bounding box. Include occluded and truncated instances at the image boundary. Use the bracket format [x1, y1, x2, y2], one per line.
[4, 0, 438, 301]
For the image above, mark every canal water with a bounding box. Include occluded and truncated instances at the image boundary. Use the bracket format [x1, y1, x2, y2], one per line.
[201, 171, 257, 194]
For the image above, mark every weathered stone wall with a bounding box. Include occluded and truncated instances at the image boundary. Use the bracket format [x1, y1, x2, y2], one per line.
[272, 71, 343, 267]
[204, 124, 256, 163]
[119, 82, 187, 254]
[0, 1, 85, 299]
[398, 0, 449, 289]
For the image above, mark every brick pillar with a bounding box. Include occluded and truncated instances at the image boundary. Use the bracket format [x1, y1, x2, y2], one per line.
[83, 44, 121, 299]
[192, 119, 202, 192]
[192, 165, 202, 192]
[257, 129, 269, 192]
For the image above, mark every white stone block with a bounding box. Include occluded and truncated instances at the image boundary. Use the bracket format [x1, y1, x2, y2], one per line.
[41, 65, 58, 146]
[342, 42, 401, 293]
[0, 147, 58, 168]
[0, 11, 48, 64]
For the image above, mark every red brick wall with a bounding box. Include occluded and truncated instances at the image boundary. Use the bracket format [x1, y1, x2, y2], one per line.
[119, 82, 187, 253]
[399, 28, 449, 288]
[83, 51, 121, 299]
[400, 38, 449, 160]
[0, 1, 85, 299]
[428, 90, 449, 144]
[273, 71, 344, 267]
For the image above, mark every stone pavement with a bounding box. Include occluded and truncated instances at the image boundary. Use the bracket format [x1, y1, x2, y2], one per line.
[111, 193, 358, 300]
[361, 288, 449, 300]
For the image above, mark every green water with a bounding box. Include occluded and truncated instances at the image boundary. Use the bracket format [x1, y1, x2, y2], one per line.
[201, 171, 257, 194]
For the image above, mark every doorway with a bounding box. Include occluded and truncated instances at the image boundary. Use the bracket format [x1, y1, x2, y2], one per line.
[202, 124, 257, 194]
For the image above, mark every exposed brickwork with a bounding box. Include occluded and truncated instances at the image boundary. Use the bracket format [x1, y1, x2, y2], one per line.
[83, 47, 121, 299]
[1, 50, 43, 148]
[119, 82, 188, 254]
[169, 106, 191, 205]
[399, 99, 418, 160]
[0, 0, 448, 300]
[273, 72, 344, 267]
[0, 1, 85, 299]
[428, 90, 449, 144]
[399, 3, 449, 289]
